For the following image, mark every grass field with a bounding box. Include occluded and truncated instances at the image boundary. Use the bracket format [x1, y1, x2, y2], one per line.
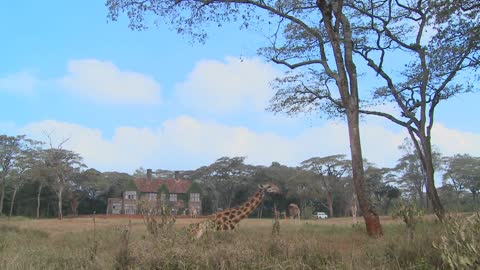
[0, 215, 452, 269]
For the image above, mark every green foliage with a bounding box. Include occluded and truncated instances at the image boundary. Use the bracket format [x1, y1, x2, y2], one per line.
[391, 201, 424, 240]
[187, 181, 202, 194]
[156, 184, 169, 195]
[433, 214, 480, 269]
[177, 193, 188, 204]
[443, 154, 480, 208]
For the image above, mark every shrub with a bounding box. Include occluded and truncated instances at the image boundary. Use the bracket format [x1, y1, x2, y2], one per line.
[391, 201, 424, 241]
[433, 213, 480, 269]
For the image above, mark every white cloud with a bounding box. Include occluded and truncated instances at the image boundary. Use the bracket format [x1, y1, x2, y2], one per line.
[176, 57, 279, 113]
[0, 71, 38, 94]
[19, 118, 480, 173]
[58, 59, 161, 104]
[432, 123, 480, 157]
[22, 120, 165, 171]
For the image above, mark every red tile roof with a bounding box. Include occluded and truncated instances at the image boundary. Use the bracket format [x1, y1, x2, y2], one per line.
[134, 178, 192, 194]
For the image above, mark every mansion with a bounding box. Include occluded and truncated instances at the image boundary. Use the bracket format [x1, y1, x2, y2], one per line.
[106, 169, 202, 215]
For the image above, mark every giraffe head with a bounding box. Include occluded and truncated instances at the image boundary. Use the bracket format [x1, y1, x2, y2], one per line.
[258, 183, 281, 194]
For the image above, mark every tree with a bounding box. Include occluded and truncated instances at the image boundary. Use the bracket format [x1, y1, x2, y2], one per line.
[107, 0, 383, 236]
[395, 139, 442, 209]
[7, 141, 43, 217]
[364, 162, 398, 214]
[283, 169, 317, 219]
[300, 155, 350, 217]
[443, 154, 480, 208]
[347, 0, 479, 221]
[192, 157, 256, 211]
[255, 162, 300, 213]
[103, 171, 136, 198]
[0, 135, 38, 216]
[132, 167, 147, 178]
[32, 166, 52, 219]
[43, 146, 85, 220]
[72, 168, 110, 214]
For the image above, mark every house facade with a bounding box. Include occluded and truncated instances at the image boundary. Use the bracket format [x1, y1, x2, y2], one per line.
[106, 169, 202, 215]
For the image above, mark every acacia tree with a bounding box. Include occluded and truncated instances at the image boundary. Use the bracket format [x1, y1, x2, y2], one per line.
[443, 154, 480, 208]
[43, 146, 85, 220]
[0, 135, 37, 216]
[7, 141, 43, 217]
[395, 139, 442, 209]
[192, 157, 255, 210]
[32, 166, 52, 219]
[346, 0, 479, 221]
[301, 155, 350, 217]
[107, 0, 383, 236]
[73, 168, 109, 214]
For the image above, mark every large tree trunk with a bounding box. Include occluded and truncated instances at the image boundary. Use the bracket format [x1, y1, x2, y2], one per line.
[417, 187, 425, 209]
[347, 109, 383, 237]
[473, 191, 478, 210]
[0, 177, 5, 216]
[414, 134, 445, 221]
[36, 182, 43, 219]
[57, 186, 63, 220]
[70, 197, 79, 216]
[316, 0, 382, 237]
[9, 187, 18, 217]
[121, 192, 125, 214]
[326, 191, 334, 218]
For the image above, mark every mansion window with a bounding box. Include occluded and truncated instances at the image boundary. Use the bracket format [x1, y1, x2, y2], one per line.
[124, 191, 137, 200]
[169, 193, 177, 202]
[148, 193, 157, 201]
[124, 204, 136, 215]
[190, 193, 200, 202]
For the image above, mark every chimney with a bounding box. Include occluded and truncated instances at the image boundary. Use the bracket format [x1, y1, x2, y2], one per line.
[174, 171, 179, 180]
[147, 169, 153, 180]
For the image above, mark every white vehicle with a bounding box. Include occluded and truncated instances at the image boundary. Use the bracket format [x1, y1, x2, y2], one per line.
[313, 212, 328, 219]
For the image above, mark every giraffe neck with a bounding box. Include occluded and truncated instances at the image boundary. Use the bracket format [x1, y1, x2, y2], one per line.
[212, 188, 266, 230]
[238, 189, 265, 217]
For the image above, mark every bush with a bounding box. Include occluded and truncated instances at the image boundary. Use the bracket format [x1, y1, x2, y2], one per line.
[391, 201, 424, 241]
[433, 213, 480, 269]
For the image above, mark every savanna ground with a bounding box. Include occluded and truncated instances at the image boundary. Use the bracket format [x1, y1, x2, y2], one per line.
[0, 214, 474, 270]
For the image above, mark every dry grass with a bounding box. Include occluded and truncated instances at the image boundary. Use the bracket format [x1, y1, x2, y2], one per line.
[0, 215, 445, 270]
[0, 215, 403, 237]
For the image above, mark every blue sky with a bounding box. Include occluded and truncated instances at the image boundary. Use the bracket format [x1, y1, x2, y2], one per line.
[1, 1, 479, 174]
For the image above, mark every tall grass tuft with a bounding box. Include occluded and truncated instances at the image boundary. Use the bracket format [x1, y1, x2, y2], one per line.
[433, 213, 480, 269]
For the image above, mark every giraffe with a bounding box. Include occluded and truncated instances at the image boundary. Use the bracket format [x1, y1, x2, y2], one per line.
[288, 203, 301, 222]
[190, 206, 198, 218]
[187, 183, 281, 239]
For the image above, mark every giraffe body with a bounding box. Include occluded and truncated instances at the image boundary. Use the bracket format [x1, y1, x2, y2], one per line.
[188, 183, 280, 239]
[288, 203, 301, 221]
[190, 207, 198, 218]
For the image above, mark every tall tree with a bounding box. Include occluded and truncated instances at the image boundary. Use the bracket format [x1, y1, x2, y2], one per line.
[0, 135, 36, 216]
[107, 0, 383, 236]
[443, 154, 480, 208]
[364, 162, 393, 212]
[132, 167, 147, 178]
[43, 146, 85, 220]
[71, 168, 109, 214]
[347, 0, 479, 221]
[300, 155, 350, 217]
[7, 141, 43, 217]
[284, 169, 318, 219]
[255, 162, 299, 212]
[32, 167, 52, 219]
[395, 139, 442, 209]
[192, 157, 255, 210]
